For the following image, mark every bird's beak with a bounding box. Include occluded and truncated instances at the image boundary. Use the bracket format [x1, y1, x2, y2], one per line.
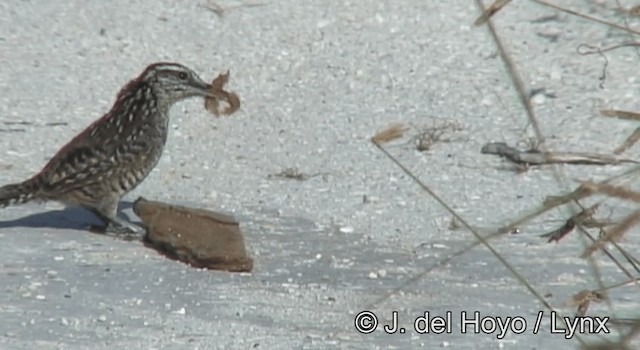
[190, 76, 215, 98]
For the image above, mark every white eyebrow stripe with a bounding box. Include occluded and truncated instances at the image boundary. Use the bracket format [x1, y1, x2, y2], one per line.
[140, 63, 190, 80]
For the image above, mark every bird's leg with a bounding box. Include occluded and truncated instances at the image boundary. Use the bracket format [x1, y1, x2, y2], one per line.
[85, 201, 143, 237]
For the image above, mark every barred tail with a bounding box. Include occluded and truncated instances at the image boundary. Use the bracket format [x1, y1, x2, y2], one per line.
[0, 177, 41, 208]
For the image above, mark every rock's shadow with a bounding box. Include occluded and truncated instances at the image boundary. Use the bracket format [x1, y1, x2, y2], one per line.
[0, 201, 136, 231]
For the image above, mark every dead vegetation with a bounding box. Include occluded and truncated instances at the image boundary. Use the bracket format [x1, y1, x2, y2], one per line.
[369, 1, 640, 348]
[371, 120, 465, 152]
[267, 167, 327, 181]
[199, 0, 268, 18]
[414, 120, 465, 152]
[371, 123, 408, 144]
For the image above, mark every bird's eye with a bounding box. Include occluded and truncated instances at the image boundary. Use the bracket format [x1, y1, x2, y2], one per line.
[178, 72, 188, 80]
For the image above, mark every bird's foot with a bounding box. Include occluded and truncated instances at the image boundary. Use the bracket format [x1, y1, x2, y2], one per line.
[88, 221, 144, 241]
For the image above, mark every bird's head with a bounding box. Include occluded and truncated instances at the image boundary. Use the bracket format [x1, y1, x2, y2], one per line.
[139, 62, 214, 104]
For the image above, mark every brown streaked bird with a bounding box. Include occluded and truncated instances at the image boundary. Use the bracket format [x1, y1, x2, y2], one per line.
[0, 62, 214, 234]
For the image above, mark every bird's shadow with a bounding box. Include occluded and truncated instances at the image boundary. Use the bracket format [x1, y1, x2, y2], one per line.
[0, 201, 139, 231]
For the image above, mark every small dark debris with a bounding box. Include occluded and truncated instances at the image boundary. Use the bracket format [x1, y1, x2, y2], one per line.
[540, 204, 599, 243]
[529, 88, 556, 99]
[268, 168, 326, 181]
[4, 121, 32, 125]
[530, 14, 561, 23]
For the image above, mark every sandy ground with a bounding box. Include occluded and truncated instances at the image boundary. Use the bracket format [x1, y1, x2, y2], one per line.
[1, 0, 639, 349]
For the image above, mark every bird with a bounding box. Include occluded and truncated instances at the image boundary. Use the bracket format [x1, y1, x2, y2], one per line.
[0, 62, 215, 235]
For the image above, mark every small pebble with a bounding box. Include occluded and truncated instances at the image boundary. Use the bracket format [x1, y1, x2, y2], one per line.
[339, 226, 354, 234]
[531, 93, 546, 105]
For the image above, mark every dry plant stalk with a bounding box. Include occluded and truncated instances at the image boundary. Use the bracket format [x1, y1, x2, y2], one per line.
[474, 0, 512, 26]
[541, 204, 599, 243]
[614, 127, 640, 155]
[581, 209, 640, 258]
[568, 289, 604, 316]
[204, 71, 241, 116]
[600, 109, 640, 122]
[582, 182, 640, 203]
[579, 182, 640, 258]
[625, 5, 640, 17]
[543, 184, 595, 207]
[371, 123, 408, 144]
[599, 110, 640, 154]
